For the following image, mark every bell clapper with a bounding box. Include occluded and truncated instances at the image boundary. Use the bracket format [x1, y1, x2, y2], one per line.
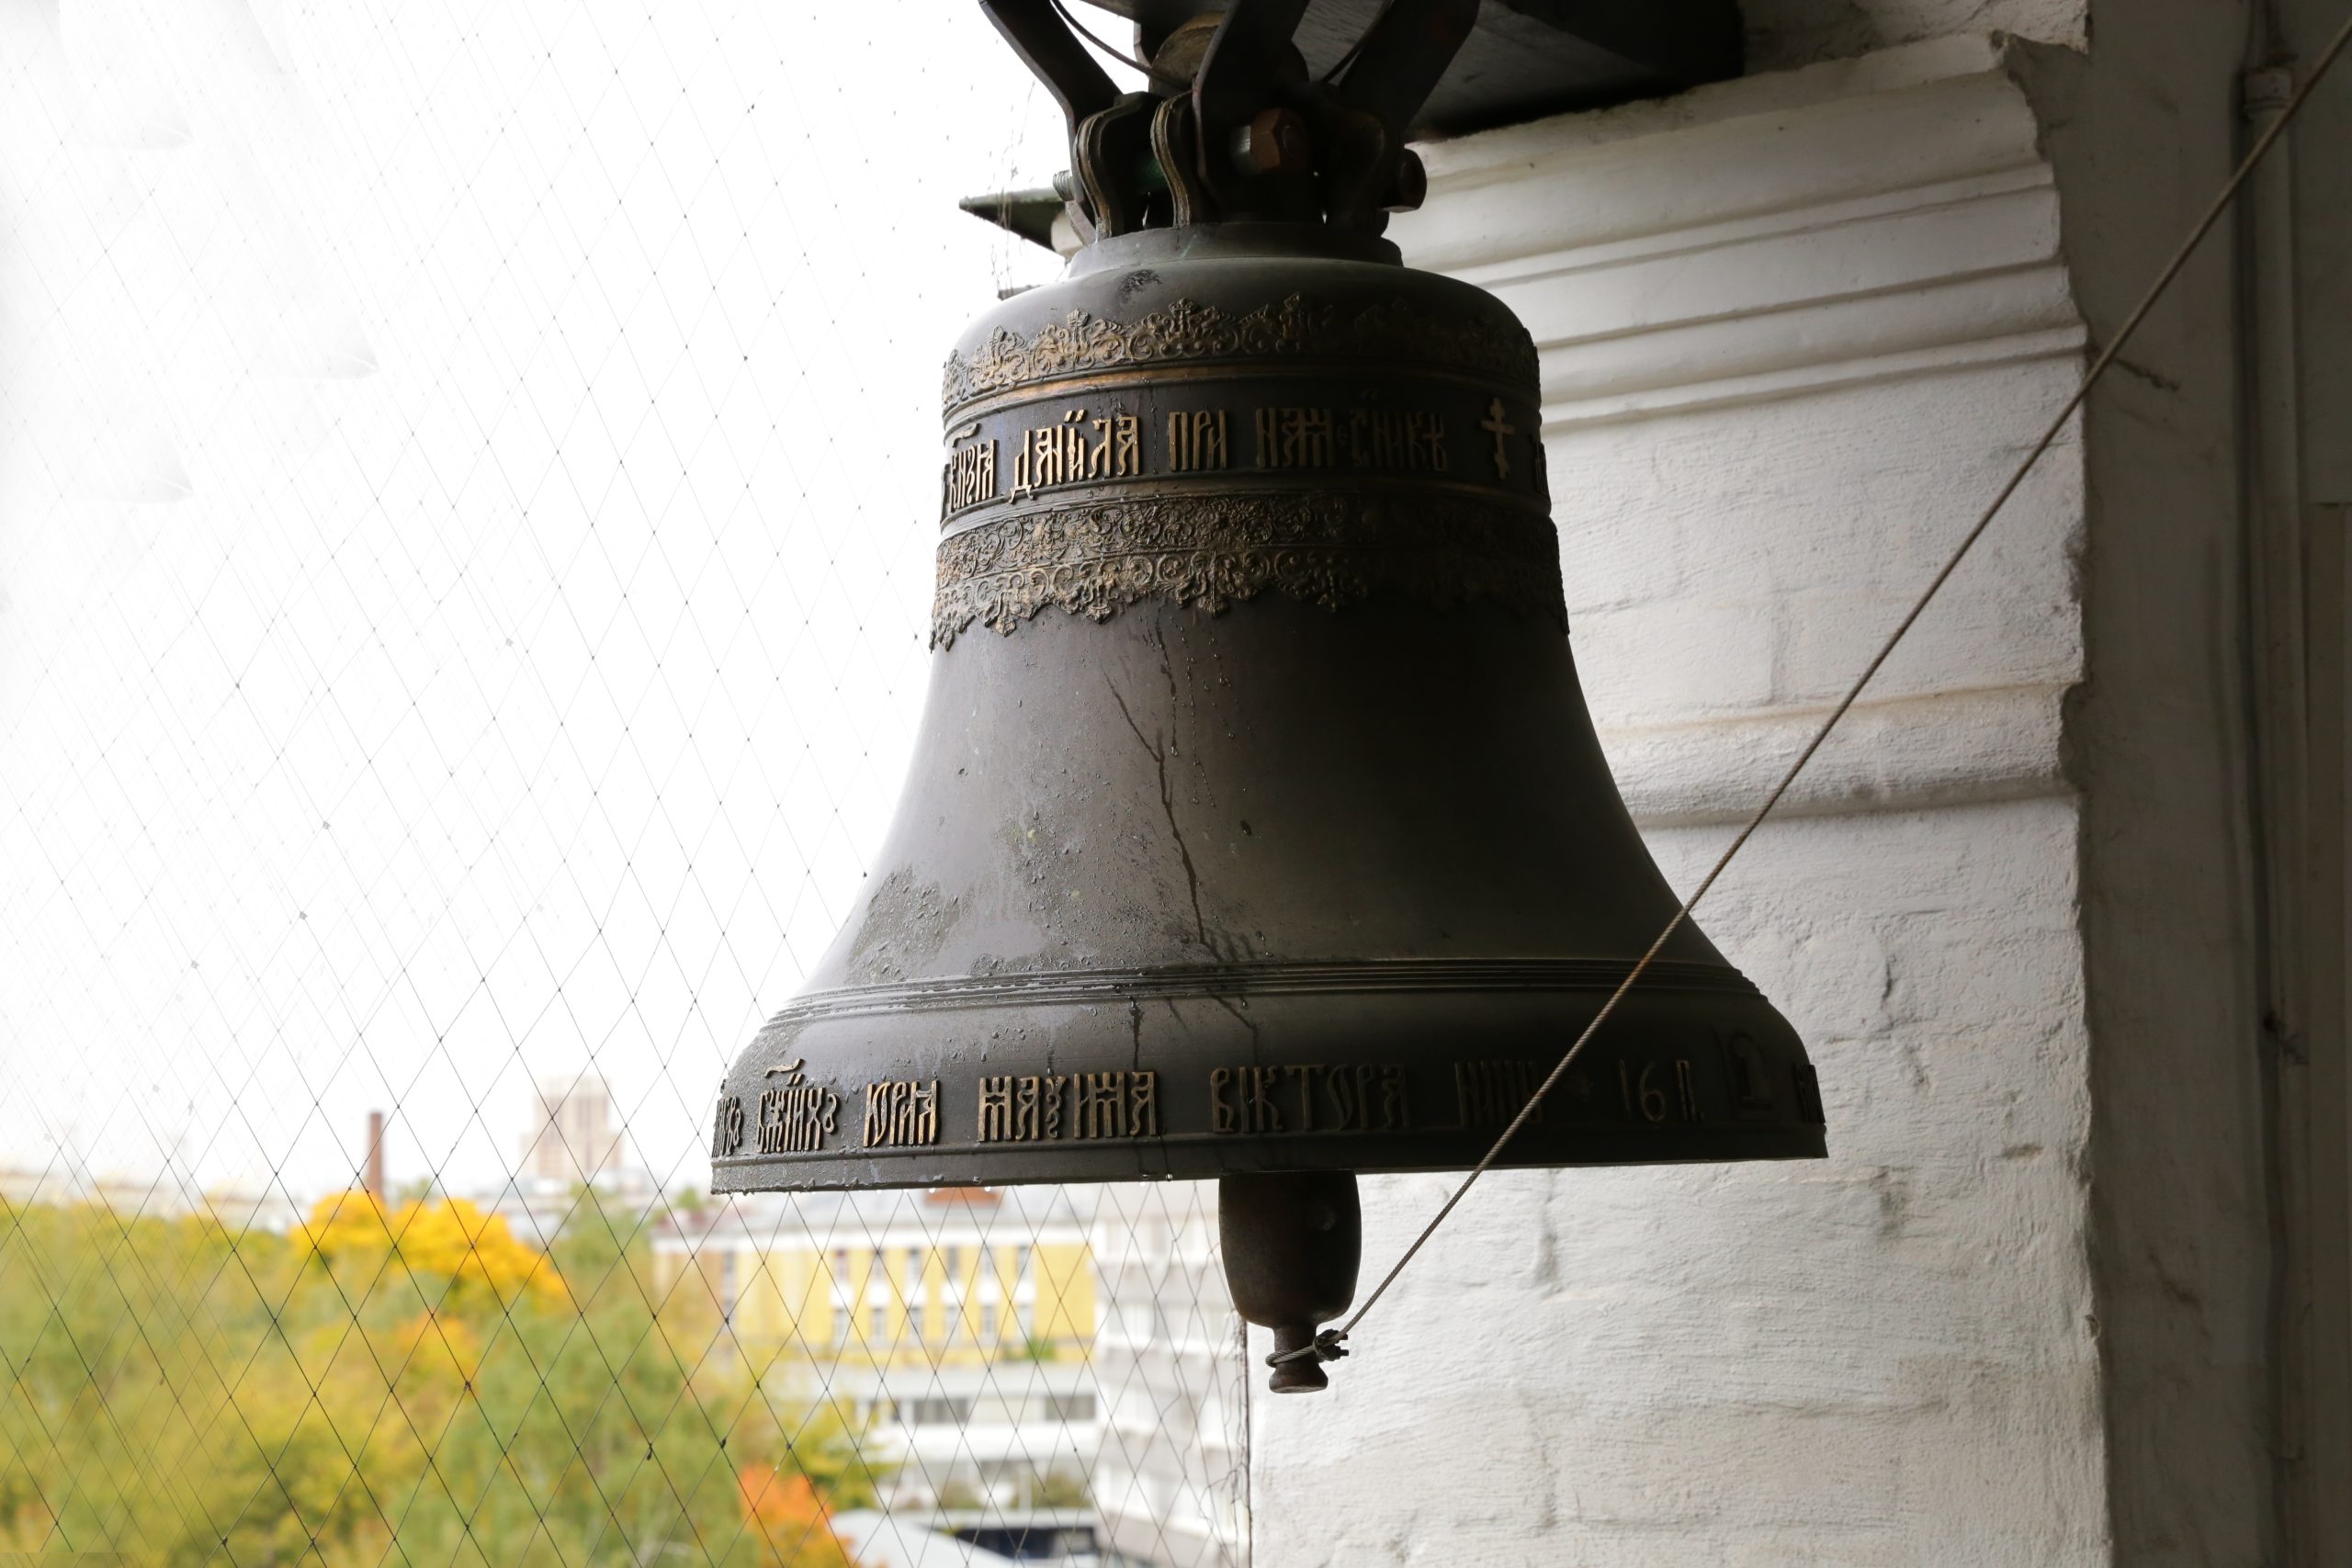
[1218, 1170, 1362, 1393]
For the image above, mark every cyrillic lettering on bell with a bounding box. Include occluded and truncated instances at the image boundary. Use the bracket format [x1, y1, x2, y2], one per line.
[1292, 1065, 1324, 1131]
[1252, 405, 1333, 468]
[1209, 1066, 1237, 1134]
[1345, 408, 1448, 473]
[1726, 1032, 1776, 1108]
[1245, 1066, 1283, 1134]
[1166, 409, 1228, 471]
[756, 1071, 839, 1154]
[1792, 1062, 1826, 1125]
[863, 1078, 940, 1148]
[1453, 1059, 1544, 1129]
[752, 1059, 838, 1153]
[978, 1069, 1155, 1142]
[1209, 1062, 1412, 1134]
[942, 434, 997, 517]
[711, 1095, 745, 1156]
[1010, 407, 1141, 498]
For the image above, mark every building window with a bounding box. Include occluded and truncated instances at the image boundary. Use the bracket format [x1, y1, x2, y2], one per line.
[830, 1248, 854, 1344]
[869, 1295, 888, 1342]
[903, 1396, 972, 1427]
[1042, 1391, 1094, 1422]
[979, 1299, 997, 1342]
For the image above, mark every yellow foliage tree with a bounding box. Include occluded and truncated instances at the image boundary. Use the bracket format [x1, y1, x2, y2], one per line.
[296, 1190, 563, 1305]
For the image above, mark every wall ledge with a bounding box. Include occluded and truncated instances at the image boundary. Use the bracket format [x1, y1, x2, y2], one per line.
[1396, 33, 2078, 429]
[1601, 682, 2072, 829]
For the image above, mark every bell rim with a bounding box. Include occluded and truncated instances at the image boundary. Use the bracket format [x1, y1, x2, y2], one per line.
[711, 1122, 1829, 1195]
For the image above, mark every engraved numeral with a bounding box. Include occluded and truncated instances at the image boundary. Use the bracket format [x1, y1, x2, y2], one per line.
[1620, 1060, 1668, 1123]
[1618, 1058, 1700, 1124]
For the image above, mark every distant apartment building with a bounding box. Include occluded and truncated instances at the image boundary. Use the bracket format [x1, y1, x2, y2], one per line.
[1086, 1182, 1248, 1568]
[652, 1185, 1103, 1560]
[493, 1071, 657, 1242]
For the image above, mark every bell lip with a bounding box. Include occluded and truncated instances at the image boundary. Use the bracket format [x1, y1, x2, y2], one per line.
[711, 1124, 1829, 1195]
[1064, 221, 1403, 278]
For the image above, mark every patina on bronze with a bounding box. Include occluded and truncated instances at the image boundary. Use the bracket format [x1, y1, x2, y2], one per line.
[711, 0, 1826, 1392]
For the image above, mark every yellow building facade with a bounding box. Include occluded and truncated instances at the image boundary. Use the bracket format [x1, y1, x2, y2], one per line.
[657, 1188, 1096, 1372]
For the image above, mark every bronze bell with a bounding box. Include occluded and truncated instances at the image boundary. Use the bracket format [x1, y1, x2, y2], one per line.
[711, 0, 1825, 1393]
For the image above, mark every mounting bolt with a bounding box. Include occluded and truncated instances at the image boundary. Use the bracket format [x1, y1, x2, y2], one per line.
[1229, 107, 1313, 178]
[1381, 149, 1429, 213]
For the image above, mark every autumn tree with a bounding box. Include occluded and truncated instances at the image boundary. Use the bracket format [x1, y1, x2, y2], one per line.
[0, 1190, 872, 1568]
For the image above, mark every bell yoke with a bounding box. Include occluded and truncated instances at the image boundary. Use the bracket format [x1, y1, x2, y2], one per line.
[711, 0, 1826, 1393]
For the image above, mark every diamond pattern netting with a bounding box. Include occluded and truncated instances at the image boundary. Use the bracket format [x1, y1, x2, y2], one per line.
[0, 5, 1245, 1565]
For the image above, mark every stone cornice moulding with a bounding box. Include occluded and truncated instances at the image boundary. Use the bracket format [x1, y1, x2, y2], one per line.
[1601, 682, 2072, 829]
[1395, 33, 2085, 430]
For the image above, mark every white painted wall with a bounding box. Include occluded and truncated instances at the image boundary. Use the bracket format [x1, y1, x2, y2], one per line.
[1246, 15, 2326, 1560]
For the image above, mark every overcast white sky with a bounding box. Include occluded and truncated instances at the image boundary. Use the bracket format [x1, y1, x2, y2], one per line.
[0, 0, 1100, 1210]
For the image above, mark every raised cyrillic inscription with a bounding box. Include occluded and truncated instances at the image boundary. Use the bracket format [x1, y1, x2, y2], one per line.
[1346, 409, 1447, 472]
[863, 1079, 940, 1147]
[1792, 1062, 1825, 1124]
[1210, 1063, 1410, 1134]
[942, 433, 997, 516]
[1253, 406, 1333, 469]
[1453, 1059, 1544, 1129]
[1727, 1033, 1775, 1108]
[758, 1059, 839, 1153]
[978, 1070, 1157, 1142]
[711, 1095, 744, 1156]
[1167, 409, 1229, 471]
[1011, 408, 1140, 497]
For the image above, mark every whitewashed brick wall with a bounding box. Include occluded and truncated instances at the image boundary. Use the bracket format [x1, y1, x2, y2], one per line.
[1252, 35, 2119, 1567]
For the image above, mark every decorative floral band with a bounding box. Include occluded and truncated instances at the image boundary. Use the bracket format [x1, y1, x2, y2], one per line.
[942, 293, 1541, 412]
[931, 491, 1567, 647]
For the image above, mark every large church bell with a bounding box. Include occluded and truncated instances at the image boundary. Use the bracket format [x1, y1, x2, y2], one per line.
[712, 0, 1826, 1392]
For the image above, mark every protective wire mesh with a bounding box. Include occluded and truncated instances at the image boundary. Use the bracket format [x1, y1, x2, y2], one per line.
[0, 5, 1248, 1564]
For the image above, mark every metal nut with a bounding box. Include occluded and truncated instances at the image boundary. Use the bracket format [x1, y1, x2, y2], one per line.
[1381, 149, 1429, 213]
[1231, 107, 1313, 178]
